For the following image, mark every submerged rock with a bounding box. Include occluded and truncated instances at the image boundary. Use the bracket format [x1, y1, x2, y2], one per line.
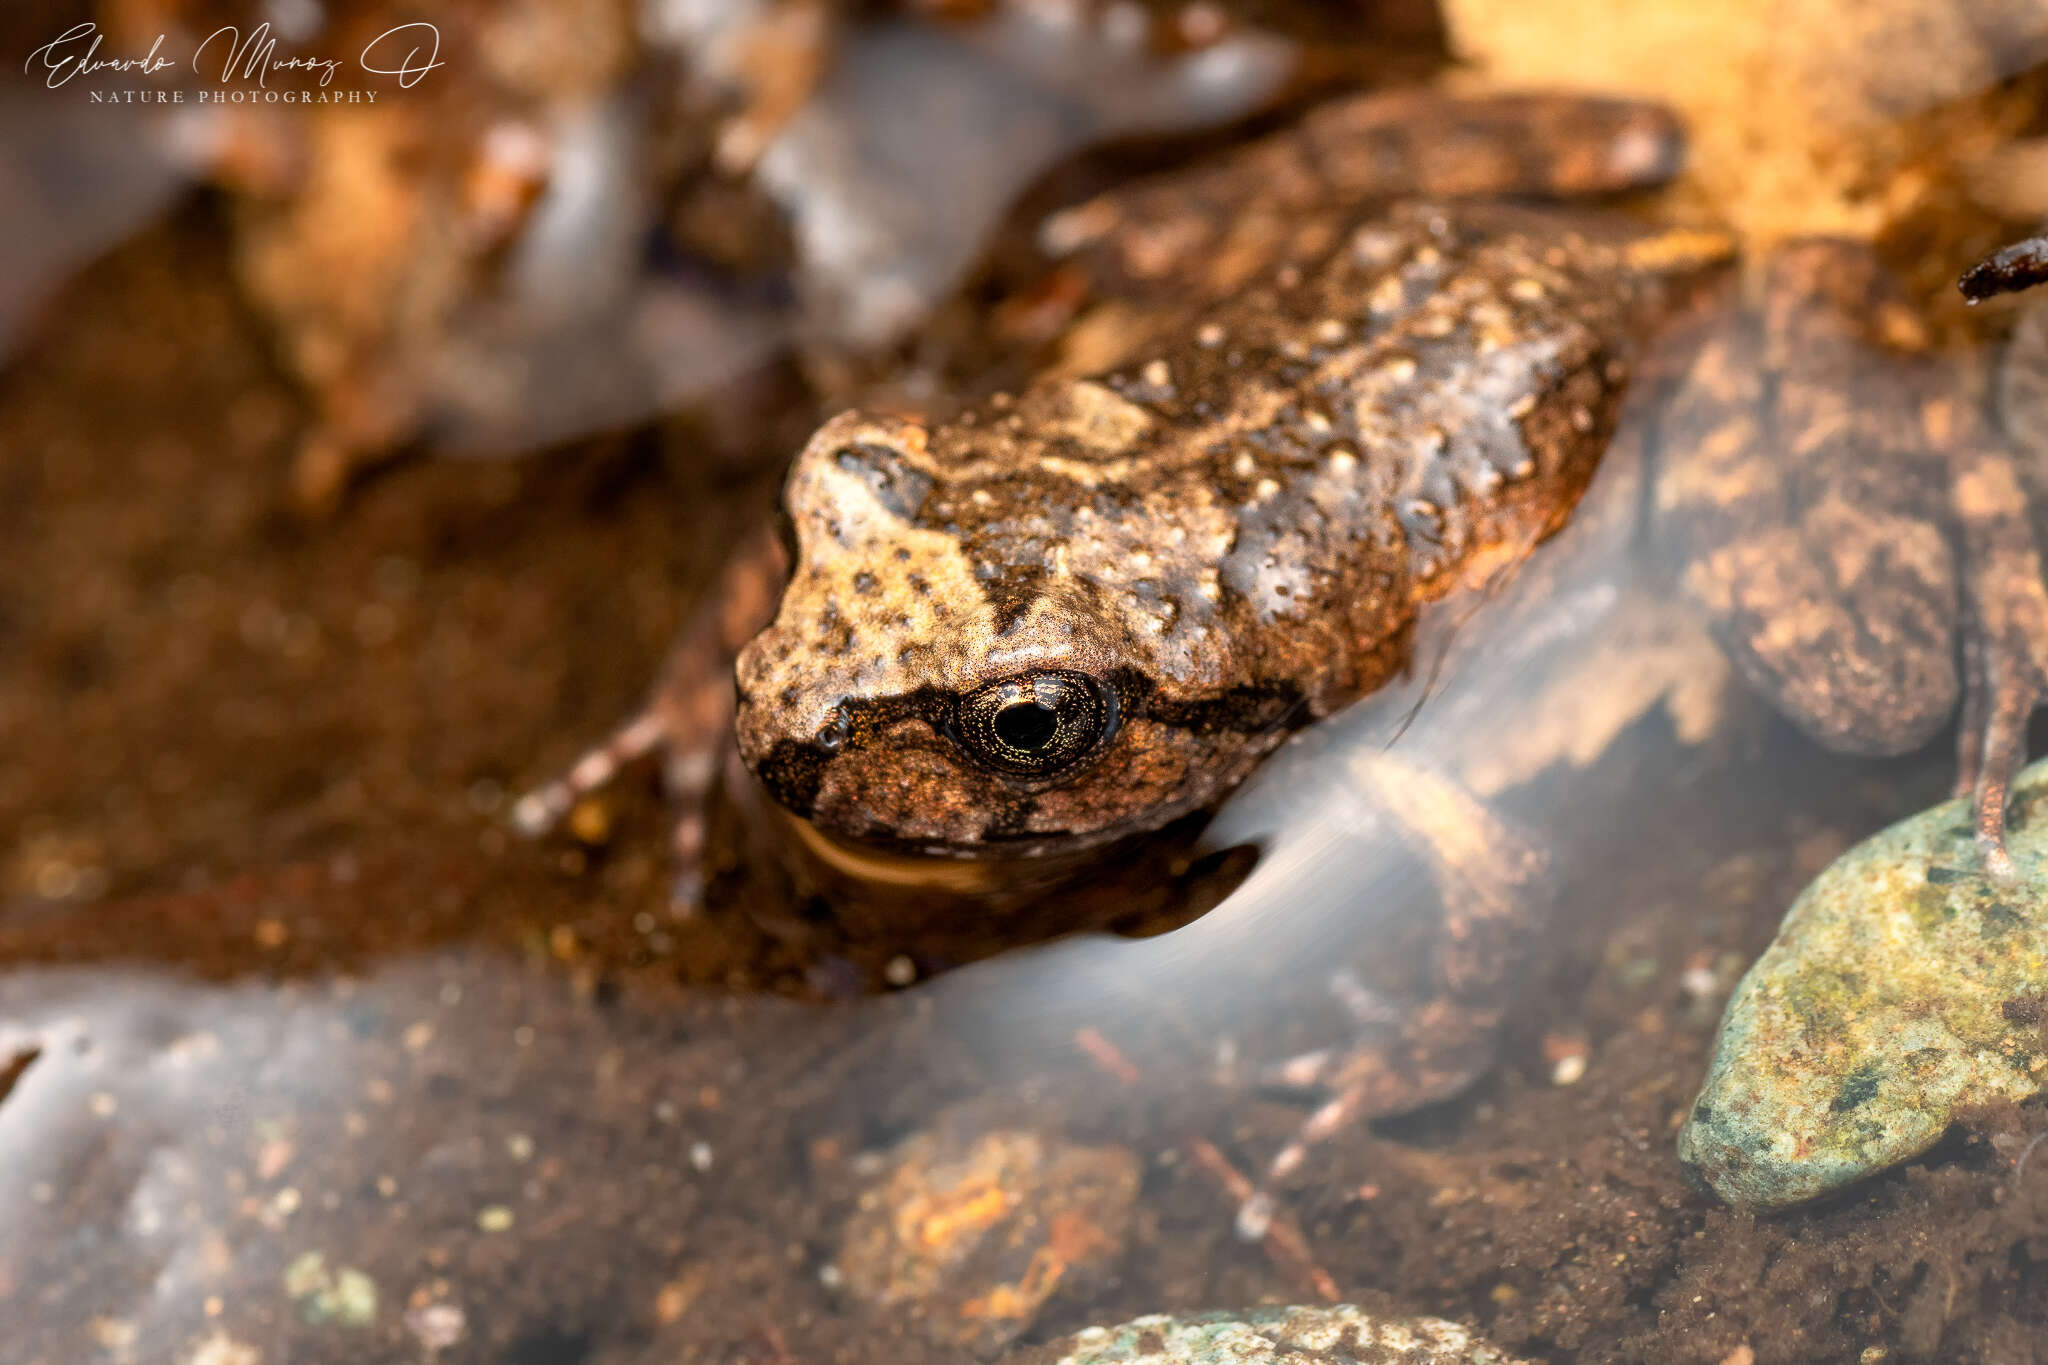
[1024, 1305, 1527, 1365]
[1680, 759, 2048, 1207]
[833, 1116, 1139, 1356]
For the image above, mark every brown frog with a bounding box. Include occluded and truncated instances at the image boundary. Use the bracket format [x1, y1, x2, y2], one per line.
[518, 84, 2048, 894]
[515, 89, 1730, 868]
[738, 210, 1699, 857]
[514, 88, 2048, 1233]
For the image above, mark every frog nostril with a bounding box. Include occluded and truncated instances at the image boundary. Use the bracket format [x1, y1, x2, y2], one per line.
[814, 705, 852, 753]
[993, 700, 1059, 752]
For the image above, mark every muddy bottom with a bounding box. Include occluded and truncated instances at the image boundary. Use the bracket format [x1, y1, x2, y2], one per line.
[4, 214, 2047, 1365]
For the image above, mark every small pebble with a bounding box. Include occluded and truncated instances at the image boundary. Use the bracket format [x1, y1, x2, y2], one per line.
[282, 1253, 378, 1329]
[1542, 1032, 1589, 1086]
[844, 1119, 1139, 1355]
[405, 1302, 467, 1351]
[567, 799, 612, 846]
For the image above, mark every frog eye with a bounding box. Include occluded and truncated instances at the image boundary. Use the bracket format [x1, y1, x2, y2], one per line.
[952, 672, 1118, 779]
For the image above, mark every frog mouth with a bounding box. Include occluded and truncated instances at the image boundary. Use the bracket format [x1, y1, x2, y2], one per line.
[743, 679, 1313, 863]
[775, 805, 1100, 880]
[746, 728, 1140, 858]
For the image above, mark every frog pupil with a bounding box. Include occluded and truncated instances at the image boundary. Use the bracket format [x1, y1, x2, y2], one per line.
[951, 670, 1115, 777]
[994, 700, 1060, 752]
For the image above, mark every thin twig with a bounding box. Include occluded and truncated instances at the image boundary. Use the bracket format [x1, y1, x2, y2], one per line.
[1073, 1027, 1142, 1087]
[1070, 1028, 1340, 1302]
[1184, 1137, 1341, 1303]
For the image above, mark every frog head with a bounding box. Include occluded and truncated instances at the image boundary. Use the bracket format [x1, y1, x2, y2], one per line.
[734, 408, 1301, 858]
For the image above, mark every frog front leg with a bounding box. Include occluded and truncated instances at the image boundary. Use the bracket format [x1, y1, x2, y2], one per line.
[513, 522, 789, 904]
[1235, 751, 1549, 1240]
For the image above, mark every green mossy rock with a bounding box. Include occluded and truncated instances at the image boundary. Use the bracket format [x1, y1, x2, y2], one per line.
[1034, 1306, 1526, 1365]
[1679, 759, 2048, 1207]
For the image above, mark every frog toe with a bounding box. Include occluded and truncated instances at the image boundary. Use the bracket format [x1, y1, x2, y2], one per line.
[1958, 669, 2037, 879]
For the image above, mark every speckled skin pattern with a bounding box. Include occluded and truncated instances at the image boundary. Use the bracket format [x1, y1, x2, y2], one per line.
[736, 202, 1731, 856]
[523, 89, 2048, 884]
[507, 90, 1729, 933]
